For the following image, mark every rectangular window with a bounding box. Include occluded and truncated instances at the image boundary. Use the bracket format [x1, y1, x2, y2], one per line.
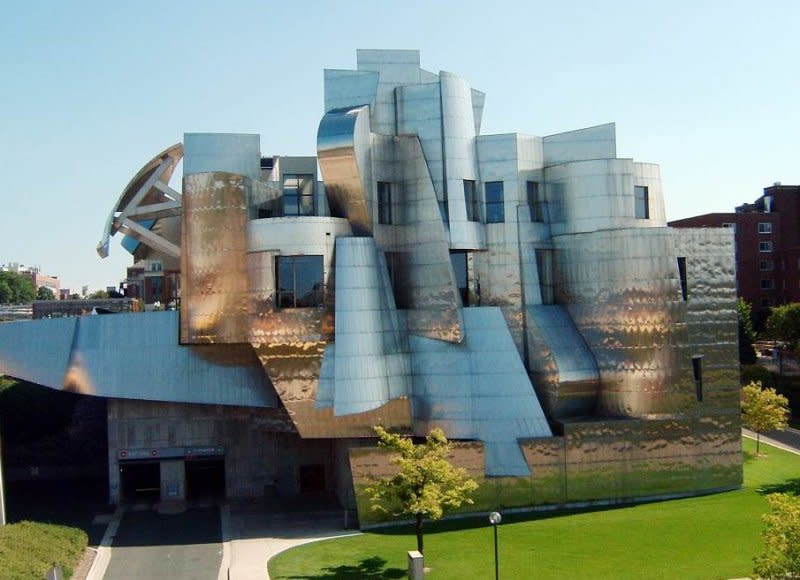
[377, 181, 392, 225]
[634, 185, 649, 219]
[450, 252, 469, 306]
[276, 255, 324, 308]
[761, 279, 775, 290]
[762, 298, 773, 308]
[282, 174, 315, 216]
[692, 356, 703, 402]
[527, 181, 544, 222]
[485, 181, 505, 223]
[721, 222, 736, 230]
[463, 180, 479, 222]
[758, 222, 773, 234]
[760, 260, 774, 271]
[536, 249, 554, 304]
[759, 241, 773, 252]
[677, 257, 688, 301]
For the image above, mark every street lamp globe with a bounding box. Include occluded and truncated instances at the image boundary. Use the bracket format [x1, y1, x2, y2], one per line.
[489, 511, 502, 525]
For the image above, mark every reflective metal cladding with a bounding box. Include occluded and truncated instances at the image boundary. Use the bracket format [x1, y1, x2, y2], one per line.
[0, 49, 742, 522]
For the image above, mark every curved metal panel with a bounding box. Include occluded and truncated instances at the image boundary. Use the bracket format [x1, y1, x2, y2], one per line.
[97, 143, 183, 258]
[317, 106, 373, 235]
[180, 172, 251, 344]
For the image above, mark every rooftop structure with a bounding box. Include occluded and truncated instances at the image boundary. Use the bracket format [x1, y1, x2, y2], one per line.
[0, 50, 741, 520]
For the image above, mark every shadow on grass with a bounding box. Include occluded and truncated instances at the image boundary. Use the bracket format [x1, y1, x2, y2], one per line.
[280, 556, 404, 579]
[757, 477, 800, 496]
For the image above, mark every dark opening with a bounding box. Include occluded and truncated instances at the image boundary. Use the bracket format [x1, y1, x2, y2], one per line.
[450, 251, 469, 306]
[677, 257, 688, 300]
[120, 461, 160, 503]
[635, 185, 649, 219]
[385, 251, 411, 309]
[536, 249, 554, 304]
[299, 464, 326, 495]
[185, 457, 226, 502]
[463, 180, 479, 222]
[692, 356, 703, 402]
[378, 181, 392, 225]
[527, 181, 544, 222]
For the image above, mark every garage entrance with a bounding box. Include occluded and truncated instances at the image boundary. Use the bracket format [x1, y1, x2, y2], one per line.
[119, 461, 160, 502]
[185, 457, 226, 502]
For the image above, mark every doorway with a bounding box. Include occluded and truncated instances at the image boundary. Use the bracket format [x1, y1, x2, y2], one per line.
[119, 461, 160, 502]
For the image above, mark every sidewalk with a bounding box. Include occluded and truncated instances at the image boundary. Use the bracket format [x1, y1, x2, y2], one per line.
[742, 427, 800, 455]
[221, 501, 360, 580]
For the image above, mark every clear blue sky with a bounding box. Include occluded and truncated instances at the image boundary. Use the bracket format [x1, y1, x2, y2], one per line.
[2, 0, 799, 291]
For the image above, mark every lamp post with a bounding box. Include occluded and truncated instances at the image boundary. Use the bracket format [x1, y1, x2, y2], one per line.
[489, 511, 502, 580]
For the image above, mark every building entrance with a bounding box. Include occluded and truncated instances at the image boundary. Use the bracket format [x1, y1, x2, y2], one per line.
[299, 464, 326, 495]
[119, 460, 160, 502]
[185, 457, 225, 502]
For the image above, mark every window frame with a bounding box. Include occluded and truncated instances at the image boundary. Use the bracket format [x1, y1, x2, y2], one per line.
[760, 260, 774, 271]
[485, 181, 505, 224]
[377, 181, 392, 225]
[759, 241, 773, 253]
[463, 180, 479, 222]
[634, 185, 650, 219]
[282, 173, 316, 217]
[527, 181, 544, 222]
[758, 222, 773, 234]
[760, 279, 775, 290]
[275, 255, 325, 309]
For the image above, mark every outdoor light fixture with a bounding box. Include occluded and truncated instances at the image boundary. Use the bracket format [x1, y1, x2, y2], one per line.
[489, 511, 502, 579]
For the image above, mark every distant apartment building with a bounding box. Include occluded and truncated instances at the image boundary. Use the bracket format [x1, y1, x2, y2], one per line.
[1, 263, 61, 299]
[669, 183, 800, 326]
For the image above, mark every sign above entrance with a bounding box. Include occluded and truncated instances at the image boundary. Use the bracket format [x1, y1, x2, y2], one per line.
[118, 445, 225, 460]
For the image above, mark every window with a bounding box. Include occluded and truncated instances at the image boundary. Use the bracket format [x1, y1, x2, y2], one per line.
[759, 241, 773, 252]
[692, 356, 703, 402]
[677, 257, 688, 301]
[527, 181, 544, 222]
[463, 180, 479, 222]
[722, 222, 736, 230]
[276, 255, 324, 308]
[485, 181, 504, 223]
[761, 279, 775, 290]
[762, 298, 773, 308]
[378, 181, 392, 225]
[536, 249, 554, 304]
[450, 252, 469, 306]
[760, 260, 774, 271]
[634, 185, 649, 219]
[282, 174, 315, 216]
[758, 222, 773, 234]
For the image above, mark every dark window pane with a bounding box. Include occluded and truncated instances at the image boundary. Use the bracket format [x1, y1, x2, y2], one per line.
[283, 174, 315, 216]
[527, 181, 543, 222]
[450, 252, 468, 306]
[463, 180, 478, 222]
[485, 181, 504, 223]
[634, 185, 649, 219]
[276, 255, 324, 308]
[378, 182, 392, 225]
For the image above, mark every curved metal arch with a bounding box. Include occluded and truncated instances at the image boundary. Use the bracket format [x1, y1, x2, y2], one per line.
[97, 143, 184, 258]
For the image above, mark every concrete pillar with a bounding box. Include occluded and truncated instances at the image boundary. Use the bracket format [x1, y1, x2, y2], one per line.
[160, 460, 185, 502]
[408, 551, 424, 580]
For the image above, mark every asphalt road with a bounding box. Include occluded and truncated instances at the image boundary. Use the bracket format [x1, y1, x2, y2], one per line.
[104, 507, 222, 580]
[763, 426, 800, 451]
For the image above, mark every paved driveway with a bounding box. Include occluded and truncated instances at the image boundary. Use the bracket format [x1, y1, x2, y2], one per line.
[104, 507, 222, 580]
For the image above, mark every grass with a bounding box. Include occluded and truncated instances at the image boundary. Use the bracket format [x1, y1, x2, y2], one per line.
[268, 438, 799, 580]
[0, 520, 88, 579]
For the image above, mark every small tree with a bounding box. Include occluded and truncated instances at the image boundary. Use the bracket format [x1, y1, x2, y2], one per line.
[765, 302, 800, 349]
[737, 298, 757, 364]
[366, 426, 478, 554]
[36, 286, 55, 301]
[753, 493, 800, 579]
[742, 381, 789, 454]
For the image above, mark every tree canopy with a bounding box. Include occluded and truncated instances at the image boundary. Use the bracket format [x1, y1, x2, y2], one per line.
[366, 426, 478, 554]
[765, 303, 800, 348]
[36, 286, 55, 300]
[737, 298, 757, 364]
[0, 271, 35, 304]
[741, 381, 789, 454]
[753, 493, 800, 579]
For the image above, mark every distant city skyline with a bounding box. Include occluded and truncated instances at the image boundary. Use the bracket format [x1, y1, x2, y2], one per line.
[2, 0, 799, 291]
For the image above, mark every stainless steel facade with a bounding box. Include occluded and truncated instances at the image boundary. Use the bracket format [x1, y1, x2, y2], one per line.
[0, 49, 741, 517]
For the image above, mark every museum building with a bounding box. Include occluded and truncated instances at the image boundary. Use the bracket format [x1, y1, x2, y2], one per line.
[0, 50, 742, 522]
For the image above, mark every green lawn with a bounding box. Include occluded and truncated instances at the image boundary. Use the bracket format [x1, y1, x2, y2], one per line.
[269, 438, 800, 580]
[0, 520, 88, 579]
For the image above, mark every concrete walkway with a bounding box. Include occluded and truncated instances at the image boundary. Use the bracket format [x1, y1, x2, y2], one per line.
[222, 502, 359, 580]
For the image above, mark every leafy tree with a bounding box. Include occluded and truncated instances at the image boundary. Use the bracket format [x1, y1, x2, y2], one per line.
[0, 271, 35, 303]
[742, 381, 789, 454]
[36, 286, 55, 300]
[765, 302, 800, 349]
[737, 298, 757, 364]
[366, 426, 478, 554]
[88, 290, 109, 299]
[753, 493, 800, 579]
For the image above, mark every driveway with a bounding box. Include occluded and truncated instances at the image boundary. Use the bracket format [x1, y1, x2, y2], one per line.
[104, 507, 222, 580]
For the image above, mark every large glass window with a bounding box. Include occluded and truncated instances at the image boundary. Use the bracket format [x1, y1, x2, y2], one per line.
[527, 181, 544, 222]
[634, 185, 649, 219]
[282, 174, 315, 216]
[276, 255, 324, 308]
[463, 180, 479, 222]
[485, 181, 504, 223]
[378, 181, 392, 225]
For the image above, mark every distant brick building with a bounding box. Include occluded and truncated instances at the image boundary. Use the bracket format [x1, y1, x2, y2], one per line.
[1, 263, 61, 299]
[670, 184, 800, 327]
